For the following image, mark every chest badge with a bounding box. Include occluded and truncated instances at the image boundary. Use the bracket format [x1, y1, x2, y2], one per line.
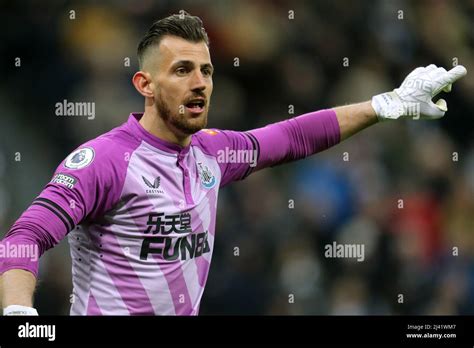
[197, 162, 216, 189]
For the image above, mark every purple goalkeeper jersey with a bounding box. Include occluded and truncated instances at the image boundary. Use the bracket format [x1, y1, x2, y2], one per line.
[0, 110, 340, 315]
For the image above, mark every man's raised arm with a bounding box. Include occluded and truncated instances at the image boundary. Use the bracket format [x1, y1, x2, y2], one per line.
[247, 64, 467, 171]
[333, 101, 377, 141]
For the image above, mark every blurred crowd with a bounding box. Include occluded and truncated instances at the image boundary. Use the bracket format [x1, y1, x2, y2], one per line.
[0, 0, 473, 315]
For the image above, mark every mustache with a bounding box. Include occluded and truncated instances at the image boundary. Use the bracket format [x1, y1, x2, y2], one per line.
[184, 91, 207, 103]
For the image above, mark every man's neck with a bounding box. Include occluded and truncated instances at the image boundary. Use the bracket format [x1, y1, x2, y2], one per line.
[139, 109, 191, 147]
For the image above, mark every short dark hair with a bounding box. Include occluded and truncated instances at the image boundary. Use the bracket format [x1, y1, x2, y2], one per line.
[137, 12, 210, 68]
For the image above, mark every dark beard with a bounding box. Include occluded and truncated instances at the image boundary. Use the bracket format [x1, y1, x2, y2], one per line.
[156, 92, 207, 135]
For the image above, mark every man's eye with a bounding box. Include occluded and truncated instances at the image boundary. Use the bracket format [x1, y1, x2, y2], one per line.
[202, 69, 212, 76]
[176, 67, 188, 75]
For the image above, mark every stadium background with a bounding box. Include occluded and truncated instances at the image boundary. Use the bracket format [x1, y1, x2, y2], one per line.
[0, 0, 473, 315]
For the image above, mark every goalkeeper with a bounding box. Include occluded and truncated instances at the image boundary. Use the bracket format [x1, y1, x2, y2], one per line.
[0, 12, 467, 315]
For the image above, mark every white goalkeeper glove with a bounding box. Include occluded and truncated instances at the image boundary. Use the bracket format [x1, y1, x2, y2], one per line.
[372, 64, 467, 121]
[3, 305, 38, 316]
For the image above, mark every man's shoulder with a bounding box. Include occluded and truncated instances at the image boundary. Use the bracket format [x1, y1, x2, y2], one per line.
[83, 123, 140, 156]
[192, 128, 240, 153]
[61, 123, 141, 173]
[192, 128, 225, 156]
[192, 128, 253, 156]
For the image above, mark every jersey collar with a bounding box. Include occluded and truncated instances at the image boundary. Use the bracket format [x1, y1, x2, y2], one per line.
[128, 113, 191, 155]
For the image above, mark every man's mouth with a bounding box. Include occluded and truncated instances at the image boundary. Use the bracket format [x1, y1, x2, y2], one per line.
[184, 99, 206, 114]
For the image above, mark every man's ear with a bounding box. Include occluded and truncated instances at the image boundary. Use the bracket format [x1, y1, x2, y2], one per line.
[132, 71, 155, 98]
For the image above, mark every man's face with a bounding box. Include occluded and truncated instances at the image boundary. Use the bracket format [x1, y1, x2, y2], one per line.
[147, 35, 214, 136]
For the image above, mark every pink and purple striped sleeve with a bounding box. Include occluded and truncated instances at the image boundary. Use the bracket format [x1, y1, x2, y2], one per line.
[196, 108, 341, 186]
[247, 108, 341, 170]
[0, 135, 134, 278]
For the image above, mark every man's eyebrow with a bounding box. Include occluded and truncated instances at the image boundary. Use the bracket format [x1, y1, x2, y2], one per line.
[171, 60, 214, 71]
[202, 63, 214, 72]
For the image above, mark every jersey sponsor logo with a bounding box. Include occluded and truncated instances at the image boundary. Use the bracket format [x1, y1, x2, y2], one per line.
[139, 212, 211, 261]
[64, 147, 95, 170]
[142, 175, 164, 194]
[140, 231, 211, 261]
[197, 162, 216, 189]
[50, 173, 77, 189]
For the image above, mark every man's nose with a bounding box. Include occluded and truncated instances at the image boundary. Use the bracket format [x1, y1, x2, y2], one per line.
[190, 70, 206, 91]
